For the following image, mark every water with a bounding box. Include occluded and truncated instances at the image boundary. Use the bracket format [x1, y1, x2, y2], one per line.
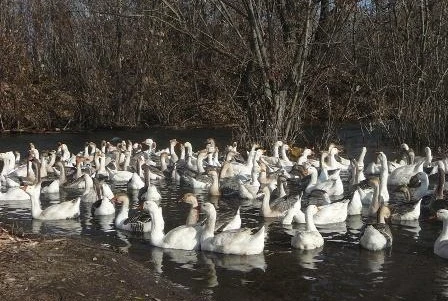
[0, 126, 446, 301]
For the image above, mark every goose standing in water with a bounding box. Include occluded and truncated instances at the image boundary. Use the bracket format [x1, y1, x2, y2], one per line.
[114, 193, 152, 232]
[91, 183, 116, 216]
[360, 205, 393, 251]
[291, 205, 324, 250]
[143, 200, 203, 250]
[200, 202, 265, 255]
[21, 182, 81, 220]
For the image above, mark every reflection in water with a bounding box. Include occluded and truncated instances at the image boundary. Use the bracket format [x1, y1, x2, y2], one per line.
[293, 247, 323, 270]
[31, 218, 82, 235]
[359, 249, 386, 274]
[392, 219, 421, 239]
[203, 251, 266, 273]
[92, 214, 115, 232]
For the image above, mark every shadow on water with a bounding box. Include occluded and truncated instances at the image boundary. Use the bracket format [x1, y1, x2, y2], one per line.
[0, 126, 446, 301]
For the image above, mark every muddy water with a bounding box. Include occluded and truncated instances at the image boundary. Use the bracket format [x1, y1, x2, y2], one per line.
[0, 126, 446, 301]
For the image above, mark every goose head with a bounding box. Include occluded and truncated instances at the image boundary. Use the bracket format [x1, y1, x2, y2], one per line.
[112, 192, 129, 205]
[143, 200, 160, 214]
[306, 204, 319, 216]
[181, 193, 199, 207]
[377, 205, 391, 223]
[437, 209, 448, 221]
[201, 202, 216, 216]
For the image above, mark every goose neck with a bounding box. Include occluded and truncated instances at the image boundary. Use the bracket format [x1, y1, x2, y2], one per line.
[440, 219, 448, 240]
[29, 188, 43, 219]
[203, 209, 217, 241]
[369, 184, 381, 215]
[436, 167, 445, 199]
[305, 210, 317, 232]
[115, 203, 129, 225]
[149, 207, 165, 246]
[209, 174, 220, 196]
[261, 190, 272, 215]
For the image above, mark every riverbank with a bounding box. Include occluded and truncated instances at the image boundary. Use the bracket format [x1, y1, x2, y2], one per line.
[0, 225, 208, 301]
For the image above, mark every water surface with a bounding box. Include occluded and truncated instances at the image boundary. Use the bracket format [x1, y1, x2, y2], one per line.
[0, 127, 445, 301]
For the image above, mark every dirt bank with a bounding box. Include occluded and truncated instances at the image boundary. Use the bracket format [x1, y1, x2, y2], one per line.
[0, 226, 208, 301]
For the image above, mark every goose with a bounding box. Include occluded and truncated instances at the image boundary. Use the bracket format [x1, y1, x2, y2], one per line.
[260, 186, 300, 218]
[143, 200, 203, 250]
[365, 153, 381, 175]
[360, 205, 392, 251]
[231, 146, 263, 176]
[408, 171, 433, 201]
[114, 193, 152, 232]
[21, 182, 81, 220]
[378, 152, 390, 203]
[221, 207, 242, 232]
[327, 144, 350, 171]
[91, 184, 116, 216]
[139, 164, 161, 202]
[297, 148, 316, 166]
[311, 192, 349, 225]
[421, 161, 448, 216]
[181, 150, 213, 189]
[278, 143, 294, 171]
[390, 199, 421, 221]
[291, 205, 324, 250]
[282, 197, 305, 225]
[367, 177, 382, 217]
[434, 209, 448, 259]
[305, 166, 344, 197]
[239, 166, 261, 199]
[388, 160, 424, 186]
[261, 141, 283, 166]
[347, 187, 363, 216]
[41, 161, 66, 194]
[217, 162, 241, 197]
[0, 151, 16, 176]
[200, 202, 265, 255]
[79, 174, 96, 202]
[28, 143, 40, 160]
[181, 193, 200, 226]
[127, 172, 145, 190]
[0, 187, 31, 201]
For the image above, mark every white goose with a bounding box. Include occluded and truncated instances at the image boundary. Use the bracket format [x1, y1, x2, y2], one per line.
[143, 200, 203, 250]
[388, 160, 424, 186]
[139, 164, 161, 202]
[282, 197, 305, 225]
[360, 205, 393, 251]
[22, 182, 80, 220]
[435, 209, 448, 259]
[200, 202, 265, 255]
[238, 166, 261, 199]
[408, 171, 433, 201]
[291, 205, 324, 250]
[313, 199, 349, 225]
[305, 166, 344, 197]
[127, 172, 145, 190]
[114, 193, 152, 232]
[91, 184, 116, 216]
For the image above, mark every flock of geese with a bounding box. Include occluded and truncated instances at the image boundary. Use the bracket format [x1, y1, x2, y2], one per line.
[0, 138, 448, 258]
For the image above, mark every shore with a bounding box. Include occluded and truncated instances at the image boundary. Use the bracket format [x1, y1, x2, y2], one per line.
[0, 226, 208, 301]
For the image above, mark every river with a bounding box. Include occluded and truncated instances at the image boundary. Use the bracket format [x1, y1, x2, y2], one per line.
[0, 126, 446, 301]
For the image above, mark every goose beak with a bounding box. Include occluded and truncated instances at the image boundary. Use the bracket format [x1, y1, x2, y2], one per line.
[20, 185, 27, 191]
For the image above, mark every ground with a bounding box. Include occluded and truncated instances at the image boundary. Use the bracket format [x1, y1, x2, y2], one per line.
[0, 225, 207, 301]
